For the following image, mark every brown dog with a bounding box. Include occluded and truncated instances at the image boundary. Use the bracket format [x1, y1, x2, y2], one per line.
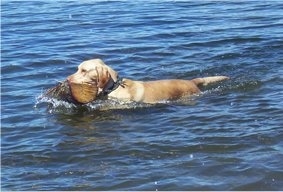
[67, 59, 229, 104]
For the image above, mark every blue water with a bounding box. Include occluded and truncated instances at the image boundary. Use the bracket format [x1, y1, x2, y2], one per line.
[2, 1, 283, 190]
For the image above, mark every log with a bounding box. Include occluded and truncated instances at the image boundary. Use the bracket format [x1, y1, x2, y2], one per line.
[44, 80, 98, 104]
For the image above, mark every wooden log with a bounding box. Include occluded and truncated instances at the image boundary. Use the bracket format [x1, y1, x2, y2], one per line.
[44, 80, 98, 104]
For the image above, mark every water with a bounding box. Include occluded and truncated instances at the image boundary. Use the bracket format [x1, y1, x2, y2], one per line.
[2, 1, 283, 190]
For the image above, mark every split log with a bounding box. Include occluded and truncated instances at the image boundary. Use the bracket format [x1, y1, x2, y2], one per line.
[44, 80, 98, 104]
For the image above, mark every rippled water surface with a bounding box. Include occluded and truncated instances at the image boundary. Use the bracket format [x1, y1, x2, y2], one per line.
[2, 1, 283, 190]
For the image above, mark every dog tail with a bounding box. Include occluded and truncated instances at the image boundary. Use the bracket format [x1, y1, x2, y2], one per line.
[192, 76, 229, 86]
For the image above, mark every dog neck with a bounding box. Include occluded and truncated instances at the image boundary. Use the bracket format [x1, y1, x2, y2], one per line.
[101, 76, 124, 96]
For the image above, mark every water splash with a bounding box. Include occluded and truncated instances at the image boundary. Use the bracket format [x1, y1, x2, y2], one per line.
[35, 77, 257, 114]
[34, 93, 77, 114]
[34, 91, 154, 114]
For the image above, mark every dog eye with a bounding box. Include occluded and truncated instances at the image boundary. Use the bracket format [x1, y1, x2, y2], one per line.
[81, 69, 87, 73]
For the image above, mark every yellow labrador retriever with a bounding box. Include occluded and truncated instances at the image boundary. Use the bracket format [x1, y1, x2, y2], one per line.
[67, 59, 229, 104]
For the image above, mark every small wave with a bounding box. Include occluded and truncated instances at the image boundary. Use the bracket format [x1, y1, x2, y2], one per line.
[35, 92, 155, 114]
[35, 93, 77, 114]
[35, 77, 257, 114]
[35, 91, 200, 114]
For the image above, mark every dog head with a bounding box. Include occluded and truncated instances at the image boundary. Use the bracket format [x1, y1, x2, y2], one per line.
[67, 59, 118, 104]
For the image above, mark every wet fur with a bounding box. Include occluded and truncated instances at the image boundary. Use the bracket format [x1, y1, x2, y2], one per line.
[67, 59, 229, 104]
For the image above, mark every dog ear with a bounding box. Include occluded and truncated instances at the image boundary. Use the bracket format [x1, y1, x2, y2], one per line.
[96, 67, 111, 89]
[106, 66, 118, 82]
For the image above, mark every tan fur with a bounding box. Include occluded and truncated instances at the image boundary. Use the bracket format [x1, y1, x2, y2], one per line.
[67, 59, 229, 104]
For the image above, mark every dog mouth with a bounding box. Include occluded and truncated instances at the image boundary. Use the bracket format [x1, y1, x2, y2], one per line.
[67, 79, 98, 104]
